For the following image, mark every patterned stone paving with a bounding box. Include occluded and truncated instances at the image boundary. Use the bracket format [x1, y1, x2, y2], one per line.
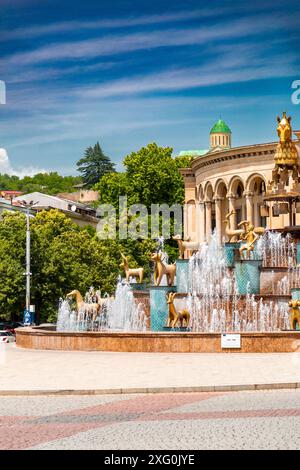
[1, 390, 300, 449]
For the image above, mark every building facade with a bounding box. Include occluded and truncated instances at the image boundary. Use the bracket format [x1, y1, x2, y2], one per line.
[14, 192, 100, 228]
[180, 118, 300, 244]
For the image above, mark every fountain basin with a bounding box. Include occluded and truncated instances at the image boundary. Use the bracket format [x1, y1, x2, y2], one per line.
[16, 327, 300, 353]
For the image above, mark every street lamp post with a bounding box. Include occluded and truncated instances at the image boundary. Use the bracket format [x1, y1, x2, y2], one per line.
[21, 200, 38, 325]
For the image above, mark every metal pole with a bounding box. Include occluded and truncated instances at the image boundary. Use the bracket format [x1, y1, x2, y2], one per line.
[25, 206, 31, 313]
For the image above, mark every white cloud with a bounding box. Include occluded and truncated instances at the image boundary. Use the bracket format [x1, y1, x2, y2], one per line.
[0, 1, 282, 41]
[0, 147, 46, 177]
[0, 148, 10, 172]
[4, 12, 299, 67]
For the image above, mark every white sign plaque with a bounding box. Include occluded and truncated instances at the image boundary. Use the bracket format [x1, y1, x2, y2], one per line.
[221, 333, 241, 349]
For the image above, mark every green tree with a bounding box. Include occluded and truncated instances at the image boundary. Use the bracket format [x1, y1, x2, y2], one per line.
[123, 143, 185, 207]
[0, 172, 82, 195]
[95, 143, 185, 209]
[77, 142, 115, 188]
[0, 209, 155, 323]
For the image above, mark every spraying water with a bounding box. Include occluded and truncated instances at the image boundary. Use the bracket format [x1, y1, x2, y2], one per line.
[56, 280, 146, 332]
[185, 232, 290, 332]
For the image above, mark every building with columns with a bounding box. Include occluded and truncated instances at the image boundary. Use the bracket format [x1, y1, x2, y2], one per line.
[180, 117, 300, 244]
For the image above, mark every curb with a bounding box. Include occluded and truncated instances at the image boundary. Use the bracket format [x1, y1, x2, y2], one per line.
[0, 382, 300, 396]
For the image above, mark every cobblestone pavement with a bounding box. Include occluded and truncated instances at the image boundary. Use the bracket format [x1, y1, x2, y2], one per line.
[2, 390, 300, 449]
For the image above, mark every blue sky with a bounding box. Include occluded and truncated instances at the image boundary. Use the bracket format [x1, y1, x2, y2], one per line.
[0, 0, 300, 175]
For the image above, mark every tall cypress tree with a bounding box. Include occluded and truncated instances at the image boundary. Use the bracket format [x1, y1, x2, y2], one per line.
[77, 142, 115, 188]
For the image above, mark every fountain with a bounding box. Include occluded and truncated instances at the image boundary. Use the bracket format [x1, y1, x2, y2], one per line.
[15, 112, 300, 352]
[16, 227, 300, 353]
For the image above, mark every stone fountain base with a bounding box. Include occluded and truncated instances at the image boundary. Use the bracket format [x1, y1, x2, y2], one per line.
[16, 327, 300, 353]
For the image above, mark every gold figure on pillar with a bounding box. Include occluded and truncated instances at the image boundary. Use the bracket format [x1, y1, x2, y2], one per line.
[237, 221, 265, 259]
[288, 299, 300, 330]
[166, 292, 190, 328]
[275, 112, 298, 167]
[269, 112, 299, 189]
[151, 253, 176, 286]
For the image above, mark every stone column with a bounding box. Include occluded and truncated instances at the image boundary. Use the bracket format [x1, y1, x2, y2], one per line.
[197, 202, 206, 242]
[205, 201, 212, 242]
[227, 194, 236, 229]
[245, 192, 254, 224]
[214, 197, 223, 245]
[183, 202, 188, 240]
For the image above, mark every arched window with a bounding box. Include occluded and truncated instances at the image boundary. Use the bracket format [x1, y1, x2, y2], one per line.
[237, 184, 243, 198]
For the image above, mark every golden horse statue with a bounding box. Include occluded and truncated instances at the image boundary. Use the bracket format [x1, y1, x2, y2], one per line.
[151, 253, 176, 286]
[166, 292, 190, 328]
[270, 112, 299, 189]
[120, 253, 144, 283]
[288, 299, 300, 330]
[275, 112, 298, 168]
[66, 289, 101, 321]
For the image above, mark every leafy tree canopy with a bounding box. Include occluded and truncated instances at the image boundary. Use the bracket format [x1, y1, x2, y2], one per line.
[0, 172, 82, 195]
[0, 209, 155, 323]
[95, 143, 185, 209]
[77, 142, 115, 188]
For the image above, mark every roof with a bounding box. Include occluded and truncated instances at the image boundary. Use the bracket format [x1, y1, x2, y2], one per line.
[14, 191, 93, 210]
[178, 150, 208, 157]
[210, 119, 231, 134]
[0, 190, 23, 195]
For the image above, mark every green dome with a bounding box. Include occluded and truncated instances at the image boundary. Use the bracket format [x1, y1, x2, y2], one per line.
[210, 119, 231, 134]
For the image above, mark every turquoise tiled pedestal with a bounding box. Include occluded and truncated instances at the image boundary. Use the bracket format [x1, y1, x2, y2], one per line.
[291, 288, 300, 300]
[297, 242, 300, 265]
[176, 260, 190, 293]
[224, 243, 239, 267]
[235, 259, 262, 294]
[129, 282, 148, 291]
[150, 286, 175, 331]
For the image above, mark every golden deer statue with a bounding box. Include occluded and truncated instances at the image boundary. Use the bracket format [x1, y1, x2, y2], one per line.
[172, 234, 205, 259]
[120, 253, 144, 283]
[66, 289, 101, 321]
[166, 292, 190, 328]
[288, 299, 300, 330]
[151, 252, 176, 287]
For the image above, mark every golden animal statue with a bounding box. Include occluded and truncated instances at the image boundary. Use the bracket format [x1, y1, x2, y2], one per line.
[275, 112, 298, 168]
[151, 252, 176, 287]
[166, 292, 190, 328]
[238, 221, 264, 259]
[66, 289, 101, 321]
[120, 253, 144, 283]
[223, 210, 245, 242]
[288, 299, 300, 330]
[172, 234, 205, 259]
[270, 112, 299, 189]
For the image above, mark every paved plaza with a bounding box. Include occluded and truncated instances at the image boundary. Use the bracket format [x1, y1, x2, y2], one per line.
[2, 389, 300, 449]
[2, 344, 300, 393]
